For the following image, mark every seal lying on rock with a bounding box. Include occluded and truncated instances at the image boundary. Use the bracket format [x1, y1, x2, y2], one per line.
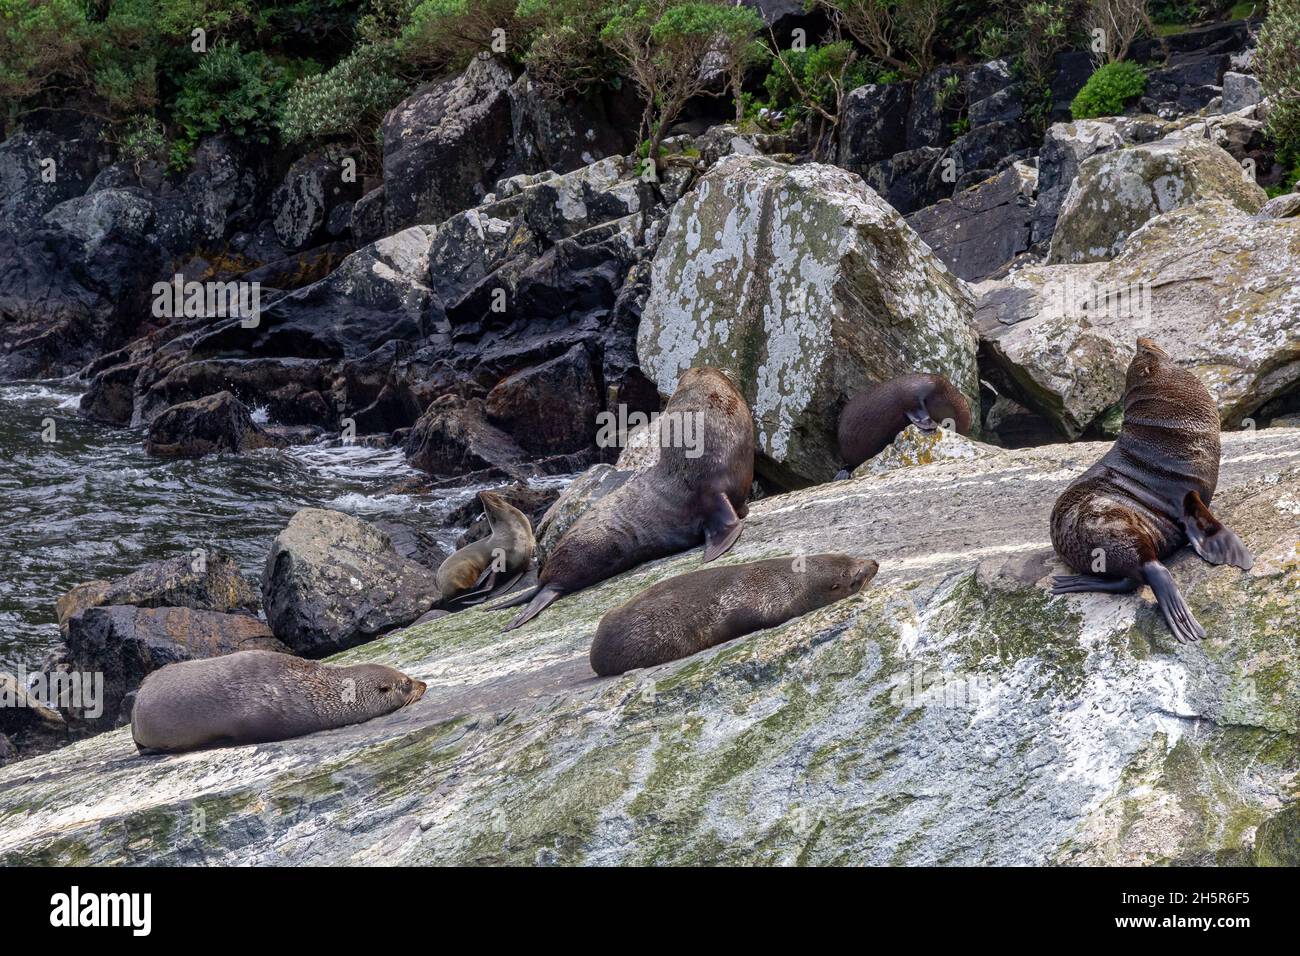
[491, 366, 755, 630]
[589, 554, 879, 676]
[1050, 338, 1252, 643]
[837, 374, 971, 473]
[436, 491, 534, 606]
[131, 650, 426, 754]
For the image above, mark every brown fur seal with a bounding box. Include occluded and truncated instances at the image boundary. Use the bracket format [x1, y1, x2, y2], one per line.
[837, 373, 972, 472]
[491, 366, 755, 630]
[131, 650, 427, 753]
[590, 554, 879, 676]
[436, 491, 534, 606]
[1050, 338, 1252, 643]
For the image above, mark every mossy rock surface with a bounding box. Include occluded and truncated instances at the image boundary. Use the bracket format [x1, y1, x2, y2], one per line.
[1, 429, 1297, 865]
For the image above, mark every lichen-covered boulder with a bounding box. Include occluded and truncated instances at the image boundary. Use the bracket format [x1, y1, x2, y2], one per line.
[1031, 119, 1126, 250]
[1, 428, 1295, 865]
[261, 508, 441, 656]
[270, 145, 362, 251]
[980, 200, 1300, 434]
[851, 423, 995, 478]
[638, 155, 978, 486]
[1049, 137, 1267, 264]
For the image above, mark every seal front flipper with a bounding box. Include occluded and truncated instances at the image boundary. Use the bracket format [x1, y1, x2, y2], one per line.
[1051, 574, 1140, 595]
[906, 405, 937, 431]
[1182, 491, 1253, 570]
[1141, 561, 1206, 643]
[702, 493, 744, 562]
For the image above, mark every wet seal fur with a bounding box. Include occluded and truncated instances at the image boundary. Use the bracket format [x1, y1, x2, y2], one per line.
[491, 367, 754, 630]
[1049, 338, 1253, 643]
[590, 554, 879, 676]
[436, 491, 534, 606]
[837, 373, 972, 473]
[131, 650, 427, 754]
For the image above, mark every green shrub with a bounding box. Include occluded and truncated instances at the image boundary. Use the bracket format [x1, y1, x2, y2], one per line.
[399, 0, 520, 68]
[517, 0, 618, 96]
[0, 0, 89, 108]
[1256, 0, 1300, 169]
[1071, 60, 1147, 118]
[111, 113, 169, 171]
[763, 42, 869, 118]
[170, 41, 289, 164]
[279, 43, 407, 168]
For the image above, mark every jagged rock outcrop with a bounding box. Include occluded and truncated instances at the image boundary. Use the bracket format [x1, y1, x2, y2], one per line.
[144, 391, 283, 458]
[261, 508, 441, 657]
[639, 155, 978, 486]
[1, 427, 1295, 865]
[978, 200, 1300, 436]
[1048, 137, 1267, 264]
[906, 163, 1037, 281]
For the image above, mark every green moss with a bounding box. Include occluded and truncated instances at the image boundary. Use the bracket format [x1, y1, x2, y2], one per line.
[1254, 803, 1300, 865]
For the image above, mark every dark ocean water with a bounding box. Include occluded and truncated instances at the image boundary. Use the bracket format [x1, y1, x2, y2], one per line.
[0, 381, 529, 673]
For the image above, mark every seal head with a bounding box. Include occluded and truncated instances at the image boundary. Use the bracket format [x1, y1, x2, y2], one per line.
[838, 374, 971, 472]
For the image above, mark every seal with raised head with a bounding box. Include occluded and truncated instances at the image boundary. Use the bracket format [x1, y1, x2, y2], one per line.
[837, 373, 972, 473]
[1050, 338, 1253, 643]
[131, 650, 427, 754]
[491, 366, 755, 630]
[436, 491, 535, 606]
[589, 554, 879, 676]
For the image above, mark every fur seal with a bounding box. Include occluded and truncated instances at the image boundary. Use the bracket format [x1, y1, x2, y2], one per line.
[837, 374, 972, 472]
[590, 554, 879, 676]
[131, 650, 427, 753]
[491, 366, 755, 630]
[1050, 338, 1253, 643]
[436, 491, 534, 605]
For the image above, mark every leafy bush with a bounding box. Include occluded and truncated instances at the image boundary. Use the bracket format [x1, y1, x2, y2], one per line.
[0, 0, 88, 107]
[1071, 59, 1146, 118]
[279, 43, 408, 168]
[1256, 0, 1300, 168]
[764, 43, 870, 118]
[399, 0, 520, 68]
[824, 0, 948, 79]
[112, 113, 169, 171]
[517, 0, 619, 96]
[170, 41, 289, 163]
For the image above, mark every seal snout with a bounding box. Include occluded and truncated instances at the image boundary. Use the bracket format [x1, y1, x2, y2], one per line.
[850, 558, 880, 590]
[407, 679, 428, 704]
[1135, 337, 1167, 357]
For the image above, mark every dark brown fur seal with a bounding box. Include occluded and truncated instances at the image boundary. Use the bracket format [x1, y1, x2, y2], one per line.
[1050, 338, 1252, 643]
[436, 491, 534, 606]
[837, 373, 972, 472]
[590, 554, 879, 676]
[131, 650, 427, 753]
[491, 366, 754, 630]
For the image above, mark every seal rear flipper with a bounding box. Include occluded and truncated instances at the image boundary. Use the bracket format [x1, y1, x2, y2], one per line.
[1141, 561, 1206, 643]
[481, 584, 539, 612]
[504, 585, 563, 631]
[1051, 574, 1140, 595]
[1183, 491, 1254, 570]
[702, 494, 744, 562]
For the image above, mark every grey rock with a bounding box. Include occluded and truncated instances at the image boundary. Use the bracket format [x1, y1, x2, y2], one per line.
[907, 163, 1037, 282]
[1220, 71, 1263, 113]
[261, 508, 441, 656]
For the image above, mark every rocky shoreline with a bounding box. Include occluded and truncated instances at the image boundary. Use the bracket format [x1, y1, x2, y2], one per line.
[2, 6, 1298, 864]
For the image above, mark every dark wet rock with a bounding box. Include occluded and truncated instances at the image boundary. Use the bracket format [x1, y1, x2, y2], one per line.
[56, 551, 261, 631]
[1049, 50, 1094, 122]
[484, 342, 601, 456]
[271, 145, 362, 252]
[508, 73, 638, 174]
[935, 121, 1032, 192]
[79, 359, 144, 425]
[0, 671, 66, 757]
[405, 394, 530, 479]
[0, 733, 14, 766]
[144, 390, 283, 458]
[1142, 54, 1229, 116]
[261, 508, 441, 656]
[837, 82, 912, 173]
[350, 186, 386, 244]
[906, 163, 1037, 282]
[239, 241, 353, 290]
[382, 54, 516, 234]
[864, 146, 945, 214]
[907, 66, 966, 151]
[64, 606, 288, 730]
[139, 356, 336, 427]
[0, 109, 104, 234]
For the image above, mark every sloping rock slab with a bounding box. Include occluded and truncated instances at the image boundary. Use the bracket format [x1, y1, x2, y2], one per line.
[1, 429, 1295, 865]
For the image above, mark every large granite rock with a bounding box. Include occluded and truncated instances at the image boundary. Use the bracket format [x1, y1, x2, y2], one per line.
[638, 155, 978, 487]
[1031, 119, 1126, 251]
[63, 606, 288, 730]
[906, 163, 1037, 281]
[836, 82, 913, 174]
[1048, 137, 1267, 264]
[261, 508, 441, 656]
[382, 54, 515, 234]
[979, 200, 1300, 435]
[2, 427, 1295, 864]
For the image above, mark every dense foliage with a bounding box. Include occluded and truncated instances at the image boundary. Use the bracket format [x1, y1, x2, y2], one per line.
[1070, 58, 1147, 117]
[1256, 0, 1300, 171]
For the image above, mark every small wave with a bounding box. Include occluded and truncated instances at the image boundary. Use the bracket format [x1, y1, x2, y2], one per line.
[323, 491, 418, 514]
[0, 383, 84, 406]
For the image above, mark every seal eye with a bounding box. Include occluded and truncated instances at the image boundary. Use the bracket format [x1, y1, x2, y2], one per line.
[377, 684, 392, 694]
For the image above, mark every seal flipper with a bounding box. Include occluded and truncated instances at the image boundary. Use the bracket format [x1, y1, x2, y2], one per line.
[482, 584, 540, 612]
[504, 585, 564, 631]
[906, 405, 937, 431]
[702, 494, 744, 563]
[1051, 574, 1140, 595]
[1183, 491, 1253, 570]
[1141, 560, 1206, 643]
